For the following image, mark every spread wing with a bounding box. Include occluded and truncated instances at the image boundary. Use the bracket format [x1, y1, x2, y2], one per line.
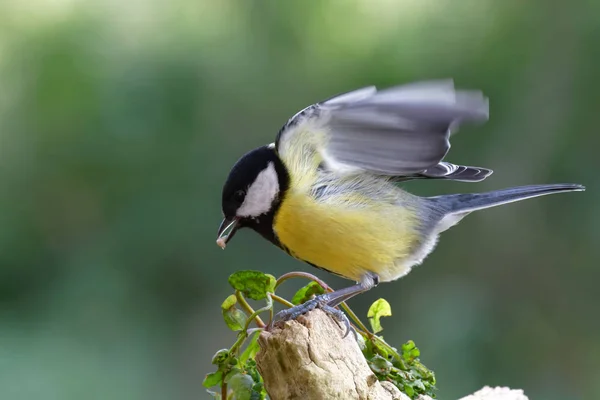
[275, 80, 492, 182]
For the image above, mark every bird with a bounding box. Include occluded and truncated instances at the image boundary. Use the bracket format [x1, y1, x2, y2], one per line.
[216, 80, 585, 333]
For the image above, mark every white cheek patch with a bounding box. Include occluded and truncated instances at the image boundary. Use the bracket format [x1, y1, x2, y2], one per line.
[237, 162, 280, 217]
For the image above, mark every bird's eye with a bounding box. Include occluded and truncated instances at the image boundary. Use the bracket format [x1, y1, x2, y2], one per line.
[233, 190, 246, 203]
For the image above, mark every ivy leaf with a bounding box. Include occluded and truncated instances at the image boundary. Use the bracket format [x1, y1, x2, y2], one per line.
[368, 354, 393, 374]
[245, 359, 261, 382]
[355, 332, 367, 350]
[211, 349, 230, 366]
[240, 331, 261, 363]
[221, 294, 248, 331]
[372, 339, 390, 359]
[202, 370, 223, 388]
[228, 373, 254, 400]
[221, 294, 237, 310]
[291, 281, 325, 305]
[401, 340, 420, 363]
[223, 308, 247, 332]
[229, 270, 277, 301]
[224, 367, 243, 383]
[251, 382, 267, 400]
[367, 298, 392, 333]
[362, 337, 436, 399]
[404, 384, 415, 398]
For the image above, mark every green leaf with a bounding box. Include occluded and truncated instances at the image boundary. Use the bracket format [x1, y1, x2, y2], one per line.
[206, 390, 221, 399]
[250, 383, 267, 400]
[211, 349, 230, 366]
[229, 270, 277, 301]
[228, 373, 254, 400]
[224, 367, 243, 383]
[203, 370, 224, 388]
[291, 281, 325, 305]
[401, 340, 420, 362]
[240, 332, 261, 363]
[355, 332, 367, 350]
[222, 295, 248, 331]
[368, 355, 393, 374]
[373, 340, 389, 359]
[404, 384, 415, 398]
[362, 337, 436, 399]
[221, 294, 238, 310]
[367, 298, 392, 333]
[228, 355, 239, 366]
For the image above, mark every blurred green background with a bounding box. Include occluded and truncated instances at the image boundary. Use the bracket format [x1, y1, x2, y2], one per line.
[1, 1, 598, 399]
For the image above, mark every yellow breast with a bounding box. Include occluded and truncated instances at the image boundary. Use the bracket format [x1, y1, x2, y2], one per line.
[273, 190, 420, 282]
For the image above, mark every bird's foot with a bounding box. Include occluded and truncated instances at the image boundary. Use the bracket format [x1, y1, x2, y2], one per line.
[271, 295, 355, 339]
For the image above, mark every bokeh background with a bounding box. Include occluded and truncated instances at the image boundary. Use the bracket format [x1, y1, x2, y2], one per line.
[1, 1, 598, 399]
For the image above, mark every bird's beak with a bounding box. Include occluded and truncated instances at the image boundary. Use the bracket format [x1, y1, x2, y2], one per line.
[216, 217, 240, 249]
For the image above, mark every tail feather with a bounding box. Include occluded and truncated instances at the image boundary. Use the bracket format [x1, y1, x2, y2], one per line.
[429, 183, 585, 215]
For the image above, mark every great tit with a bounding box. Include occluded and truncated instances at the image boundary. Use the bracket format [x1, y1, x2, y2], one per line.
[216, 80, 584, 329]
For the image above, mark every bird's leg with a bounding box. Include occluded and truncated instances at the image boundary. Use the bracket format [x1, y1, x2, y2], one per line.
[272, 272, 379, 337]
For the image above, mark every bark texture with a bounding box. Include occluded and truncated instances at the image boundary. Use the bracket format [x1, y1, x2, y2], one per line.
[256, 309, 405, 400]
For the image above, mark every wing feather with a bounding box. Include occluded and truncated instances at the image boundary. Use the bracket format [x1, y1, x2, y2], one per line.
[276, 80, 491, 182]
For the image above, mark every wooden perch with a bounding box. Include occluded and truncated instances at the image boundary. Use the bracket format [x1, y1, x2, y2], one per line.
[255, 309, 529, 400]
[256, 309, 405, 400]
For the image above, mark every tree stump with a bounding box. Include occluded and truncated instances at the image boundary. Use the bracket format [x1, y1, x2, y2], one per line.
[255, 309, 529, 400]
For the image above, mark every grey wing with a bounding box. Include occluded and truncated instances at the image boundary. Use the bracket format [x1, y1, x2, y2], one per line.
[278, 80, 492, 182]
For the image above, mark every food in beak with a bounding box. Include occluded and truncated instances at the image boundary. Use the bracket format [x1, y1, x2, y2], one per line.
[216, 237, 227, 249]
[216, 218, 239, 249]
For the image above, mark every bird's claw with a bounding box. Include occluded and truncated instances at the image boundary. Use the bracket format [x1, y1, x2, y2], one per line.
[271, 295, 357, 340]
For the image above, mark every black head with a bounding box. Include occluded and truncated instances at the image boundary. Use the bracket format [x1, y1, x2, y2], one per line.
[216, 145, 289, 248]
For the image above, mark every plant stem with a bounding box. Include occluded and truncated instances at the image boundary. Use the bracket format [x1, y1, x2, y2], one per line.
[275, 271, 332, 291]
[221, 381, 227, 400]
[271, 293, 294, 308]
[268, 294, 274, 323]
[372, 335, 406, 369]
[235, 290, 266, 328]
[228, 292, 273, 361]
[339, 302, 373, 338]
[230, 331, 248, 355]
[243, 296, 273, 332]
[246, 327, 264, 336]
